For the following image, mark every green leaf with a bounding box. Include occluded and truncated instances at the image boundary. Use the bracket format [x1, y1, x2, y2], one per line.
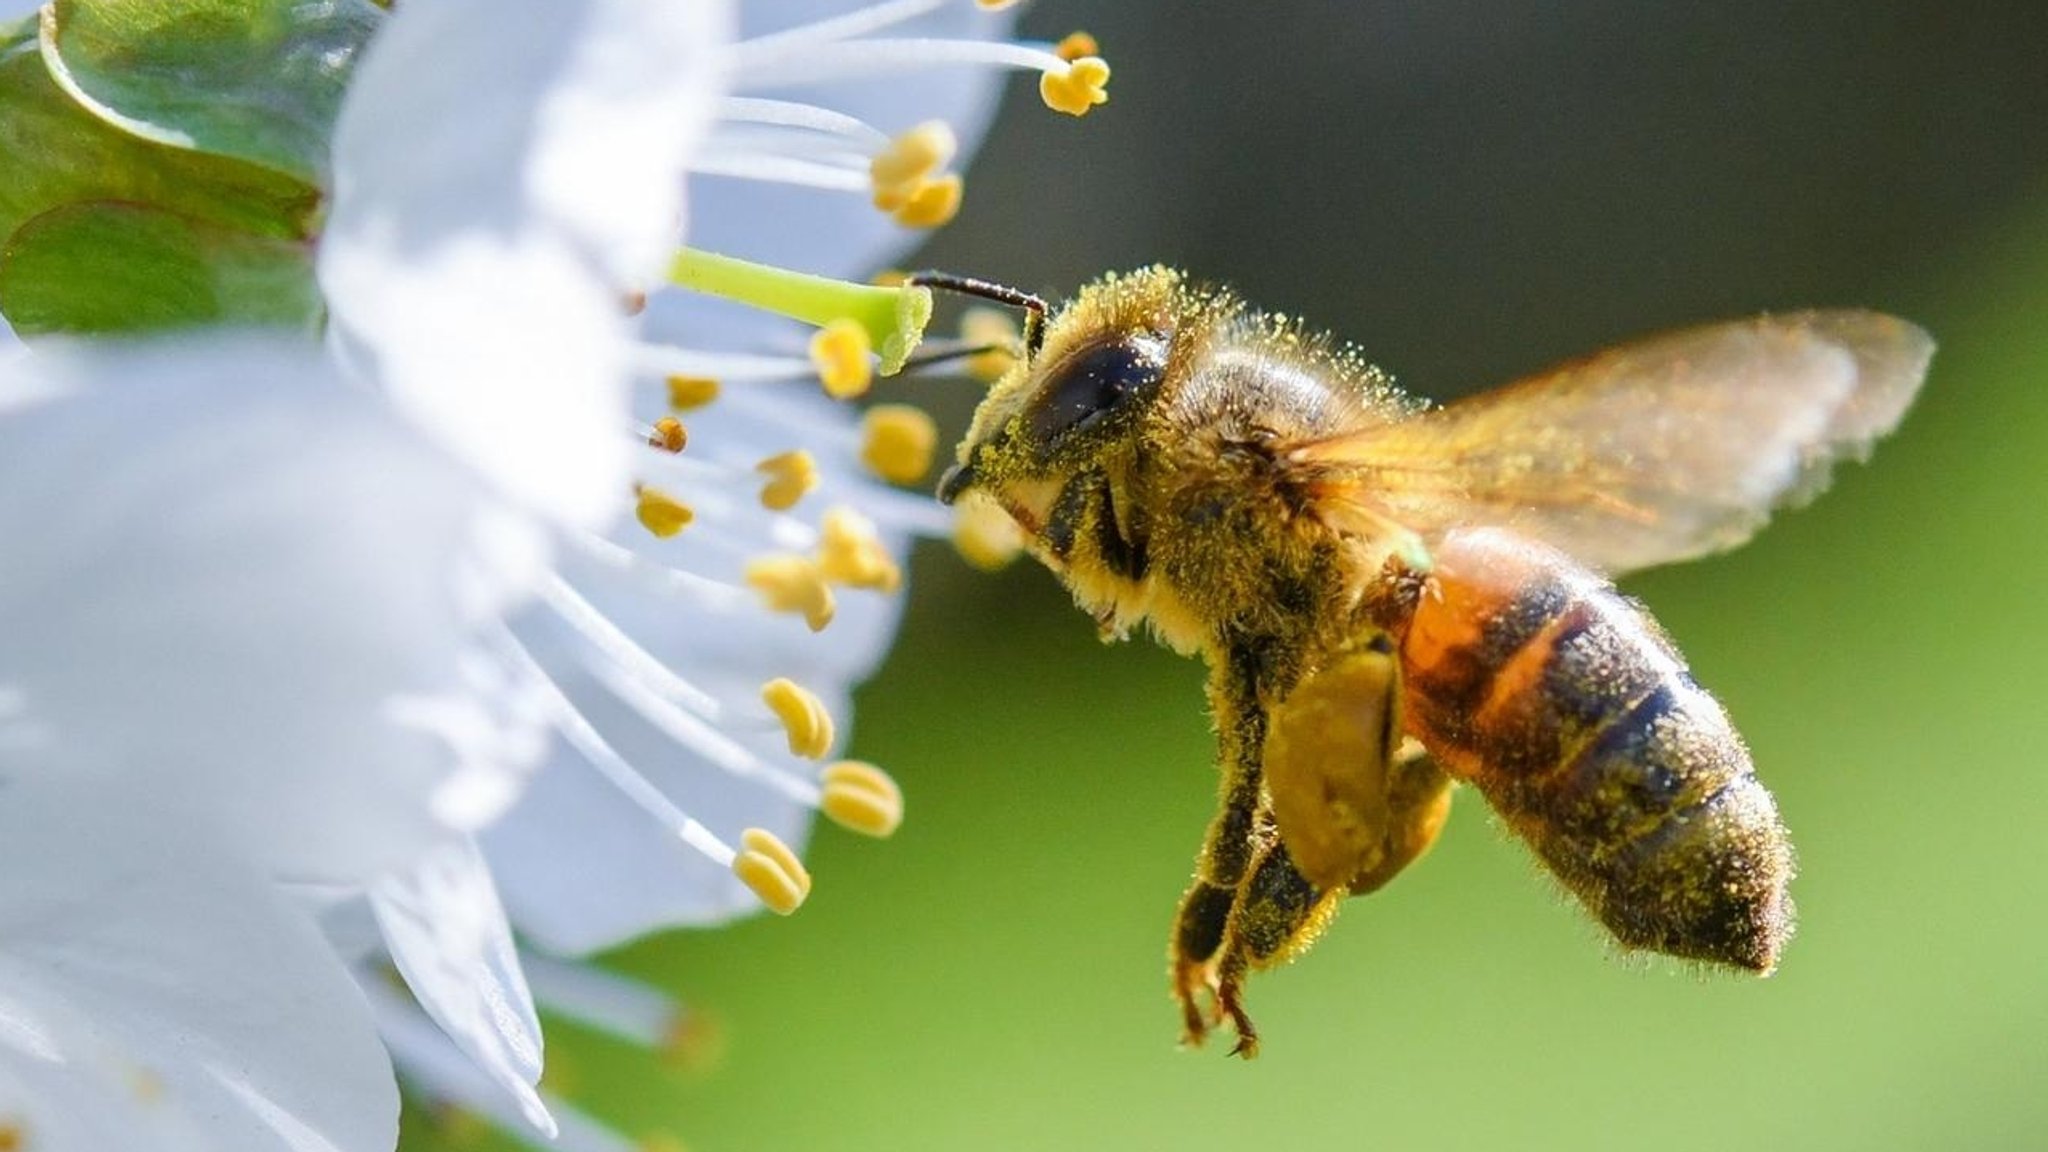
[39, 0, 383, 184]
[0, 201, 319, 335]
[0, 30, 319, 333]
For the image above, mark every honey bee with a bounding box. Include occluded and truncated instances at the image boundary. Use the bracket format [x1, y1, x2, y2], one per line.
[917, 266, 1932, 1057]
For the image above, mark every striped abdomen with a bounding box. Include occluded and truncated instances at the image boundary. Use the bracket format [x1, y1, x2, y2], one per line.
[1397, 528, 1793, 972]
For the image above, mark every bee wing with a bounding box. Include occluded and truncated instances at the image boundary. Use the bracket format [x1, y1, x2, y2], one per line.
[1289, 310, 1933, 575]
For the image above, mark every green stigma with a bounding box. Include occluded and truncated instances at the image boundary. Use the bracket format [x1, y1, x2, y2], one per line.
[668, 248, 932, 375]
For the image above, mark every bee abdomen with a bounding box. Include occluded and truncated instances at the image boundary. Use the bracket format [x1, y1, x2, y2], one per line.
[1399, 529, 1794, 972]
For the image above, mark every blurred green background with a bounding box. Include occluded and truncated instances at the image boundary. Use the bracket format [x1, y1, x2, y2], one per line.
[417, 3, 2048, 1149]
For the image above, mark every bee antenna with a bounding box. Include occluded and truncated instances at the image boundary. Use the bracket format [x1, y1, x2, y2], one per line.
[907, 271, 1048, 359]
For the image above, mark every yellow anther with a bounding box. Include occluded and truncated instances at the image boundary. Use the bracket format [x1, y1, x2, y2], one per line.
[870, 268, 909, 287]
[820, 760, 904, 838]
[1040, 54, 1111, 117]
[634, 484, 695, 538]
[809, 318, 875, 398]
[960, 306, 1021, 382]
[889, 173, 963, 229]
[762, 677, 835, 759]
[734, 827, 811, 914]
[817, 507, 903, 593]
[647, 416, 687, 453]
[665, 374, 720, 411]
[431, 1106, 492, 1147]
[537, 1050, 578, 1095]
[1056, 31, 1100, 61]
[661, 1008, 727, 1074]
[952, 492, 1025, 571]
[869, 121, 957, 196]
[859, 404, 938, 485]
[745, 555, 837, 631]
[755, 449, 819, 511]
[975, 0, 1022, 9]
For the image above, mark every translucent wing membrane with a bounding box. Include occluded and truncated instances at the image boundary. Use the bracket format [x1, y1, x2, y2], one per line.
[1289, 311, 1933, 575]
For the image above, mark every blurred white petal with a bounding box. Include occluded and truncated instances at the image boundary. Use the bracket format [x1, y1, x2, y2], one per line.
[0, 779, 398, 1152]
[0, 337, 539, 886]
[321, 0, 731, 527]
[371, 839, 550, 1135]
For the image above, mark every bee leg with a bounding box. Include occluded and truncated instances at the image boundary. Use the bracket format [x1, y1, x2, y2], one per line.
[1208, 747, 1454, 1057]
[1170, 650, 1271, 1047]
[1213, 811, 1344, 1059]
[1170, 880, 1235, 1041]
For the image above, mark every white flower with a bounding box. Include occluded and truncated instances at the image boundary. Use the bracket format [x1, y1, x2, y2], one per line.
[0, 335, 529, 1152]
[1, 0, 722, 1145]
[0, 0, 1102, 1148]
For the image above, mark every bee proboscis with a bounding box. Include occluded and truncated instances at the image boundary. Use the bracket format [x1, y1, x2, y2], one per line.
[926, 267, 1932, 1056]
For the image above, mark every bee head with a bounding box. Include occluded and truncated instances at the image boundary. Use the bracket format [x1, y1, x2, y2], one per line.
[939, 266, 1195, 512]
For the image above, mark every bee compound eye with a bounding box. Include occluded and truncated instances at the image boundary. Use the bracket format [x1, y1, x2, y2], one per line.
[1028, 335, 1168, 444]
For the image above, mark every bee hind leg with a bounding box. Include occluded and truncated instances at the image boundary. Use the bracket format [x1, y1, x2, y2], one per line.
[1170, 652, 1275, 1048]
[1169, 880, 1234, 1043]
[1211, 812, 1344, 1059]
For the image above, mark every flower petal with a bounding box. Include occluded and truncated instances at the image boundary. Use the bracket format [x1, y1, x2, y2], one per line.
[320, 0, 733, 527]
[0, 336, 545, 884]
[0, 778, 397, 1152]
[370, 837, 552, 1136]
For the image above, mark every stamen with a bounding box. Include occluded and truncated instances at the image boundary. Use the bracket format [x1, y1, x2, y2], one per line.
[585, 657, 825, 807]
[745, 555, 837, 631]
[633, 484, 695, 538]
[538, 575, 725, 718]
[430, 1105, 492, 1146]
[820, 760, 904, 838]
[888, 174, 963, 229]
[869, 121, 956, 197]
[662, 1011, 726, 1074]
[732, 0, 948, 64]
[719, 96, 889, 149]
[690, 151, 870, 192]
[761, 677, 835, 759]
[666, 374, 721, 410]
[514, 951, 724, 1072]
[960, 306, 1021, 381]
[859, 404, 938, 485]
[494, 627, 737, 869]
[733, 827, 811, 915]
[669, 248, 931, 375]
[1041, 54, 1112, 116]
[809, 319, 875, 398]
[735, 39, 1087, 93]
[976, 0, 1023, 8]
[638, 346, 815, 382]
[1056, 31, 1100, 61]
[953, 492, 1025, 570]
[646, 416, 687, 453]
[868, 122, 966, 228]
[561, 531, 753, 614]
[817, 506, 903, 592]
[756, 449, 820, 510]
